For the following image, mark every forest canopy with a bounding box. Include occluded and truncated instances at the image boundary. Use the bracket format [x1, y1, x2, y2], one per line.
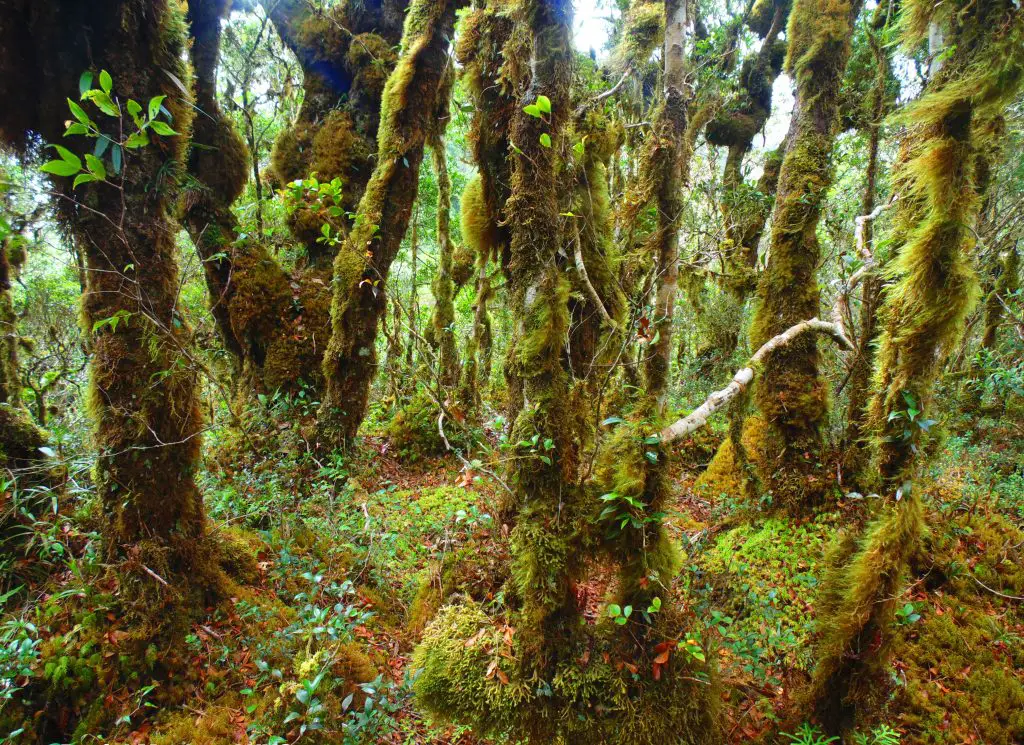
[0, 0, 1023, 743]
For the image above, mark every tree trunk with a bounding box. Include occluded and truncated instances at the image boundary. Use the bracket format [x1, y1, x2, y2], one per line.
[749, 0, 864, 514]
[503, 0, 578, 660]
[430, 140, 461, 391]
[318, 0, 465, 447]
[0, 0, 212, 599]
[842, 22, 889, 482]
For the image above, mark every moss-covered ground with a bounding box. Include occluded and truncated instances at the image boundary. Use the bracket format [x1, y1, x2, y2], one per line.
[2, 395, 1022, 744]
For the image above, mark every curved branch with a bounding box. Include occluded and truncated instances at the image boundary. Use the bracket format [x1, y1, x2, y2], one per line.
[660, 318, 853, 444]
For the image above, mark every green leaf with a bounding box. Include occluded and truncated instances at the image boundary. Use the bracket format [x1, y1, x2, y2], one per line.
[149, 120, 178, 137]
[642, 434, 660, 445]
[607, 603, 621, 618]
[84, 154, 106, 180]
[72, 172, 99, 188]
[622, 605, 632, 618]
[148, 95, 166, 121]
[536, 95, 551, 114]
[50, 144, 81, 167]
[94, 136, 110, 159]
[601, 416, 624, 426]
[124, 131, 149, 149]
[111, 144, 122, 174]
[523, 104, 542, 118]
[644, 450, 658, 464]
[67, 98, 91, 126]
[573, 140, 585, 157]
[99, 69, 112, 94]
[127, 99, 143, 119]
[79, 71, 94, 97]
[539, 133, 552, 148]
[64, 123, 89, 137]
[40, 160, 79, 177]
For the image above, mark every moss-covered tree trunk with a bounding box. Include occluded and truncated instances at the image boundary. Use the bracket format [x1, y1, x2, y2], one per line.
[430, 139, 461, 392]
[181, 0, 406, 397]
[0, 0, 214, 602]
[318, 0, 465, 447]
[708, 0, 790, 300]
[503, 0, 580, 659]
[183, 0, 249, 363]
[749, 0, 864, 513]
[841, 22, 889, 483]
[0, 227, 49, 472]
[810, 1, 1024, 732]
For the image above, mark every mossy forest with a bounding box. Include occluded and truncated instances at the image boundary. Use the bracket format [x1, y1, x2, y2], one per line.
[1, 0, 1023, 742]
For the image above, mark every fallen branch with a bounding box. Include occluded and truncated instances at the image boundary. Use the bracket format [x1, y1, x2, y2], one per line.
[660, 318, 853, 444]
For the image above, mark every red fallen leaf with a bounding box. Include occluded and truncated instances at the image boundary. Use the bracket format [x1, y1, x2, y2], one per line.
[624, 662, 638, 675]
[495, 668, 509, 685]
[652, 662, 662, 681]
[578, 649, 590, 666]
[653, 650, 670, 665]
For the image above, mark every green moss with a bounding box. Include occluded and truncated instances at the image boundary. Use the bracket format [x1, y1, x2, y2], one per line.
[413, 602, 721, 744]
[694, 415, 767, 502]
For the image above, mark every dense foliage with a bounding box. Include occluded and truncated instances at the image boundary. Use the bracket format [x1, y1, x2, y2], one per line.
[0, 0, 1022, 743]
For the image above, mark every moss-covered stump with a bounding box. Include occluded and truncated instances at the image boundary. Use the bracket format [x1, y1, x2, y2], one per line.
[413, 602, 720, 745]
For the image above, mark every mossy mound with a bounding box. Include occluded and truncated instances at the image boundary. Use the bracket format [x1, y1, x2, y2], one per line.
[413, 602, 721, 745]
[386, 389, 469, 460]
[694, 415, 767, 502]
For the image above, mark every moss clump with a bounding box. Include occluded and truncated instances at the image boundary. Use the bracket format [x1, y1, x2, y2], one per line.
[385, 388, 466, 459]
[413, 602, 721, 745]
[694, 415, 767, 502]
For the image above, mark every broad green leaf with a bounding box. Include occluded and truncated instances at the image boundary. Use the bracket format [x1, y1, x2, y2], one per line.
[67, 98, 91, 126]
[523, 104, 542, 118]
[84, 154, 106, 179]
[94, 136, 110, 159]
[78, 71, 94, 97]
[607, 603, 621, 617]
[124, 131, 149, 149]
[127, 99, 143, 119]
[149, 120, 178, 137]
[536, 95, 551, 114]
[64, 122, 89, 137]
[111, 144, 122, 174]
[99, 69, 112, 94]
[50, 144, 81, 166]
[73, 172, 99, 188]
[539, 133, 552, 148]
[148, 95, 166, 121]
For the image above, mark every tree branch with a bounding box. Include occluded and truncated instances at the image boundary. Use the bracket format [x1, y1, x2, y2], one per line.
[660, 318, 853, 444]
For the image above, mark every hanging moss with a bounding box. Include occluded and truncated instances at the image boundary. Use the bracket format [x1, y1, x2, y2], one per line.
[811, 2, 1024, 733]
[612, 1, 665, 73]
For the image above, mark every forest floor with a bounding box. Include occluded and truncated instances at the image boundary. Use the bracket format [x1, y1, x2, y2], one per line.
[4, 398, 1024, 745]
